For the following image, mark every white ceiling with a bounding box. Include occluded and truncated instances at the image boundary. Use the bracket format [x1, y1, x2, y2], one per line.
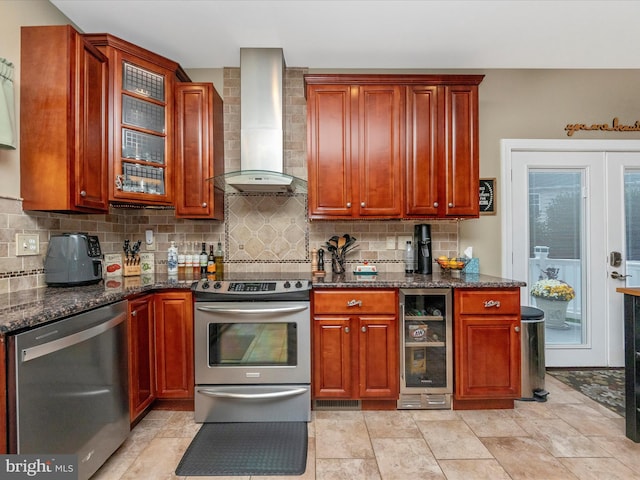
[50, 0, 640, 70]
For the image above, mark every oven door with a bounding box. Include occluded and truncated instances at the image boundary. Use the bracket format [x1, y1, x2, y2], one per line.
[194, 301, 310, 385]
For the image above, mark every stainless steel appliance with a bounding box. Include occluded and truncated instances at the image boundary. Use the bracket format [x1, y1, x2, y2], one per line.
[8, 301, 130, 480]
[193, 276, 311, 422]
[398, 289, 453, 409]
[44, 232, 103, 286]
[414, 224, 433, 275]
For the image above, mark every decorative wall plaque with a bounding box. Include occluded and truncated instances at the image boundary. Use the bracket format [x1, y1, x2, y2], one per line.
[479, 178, 496, 215]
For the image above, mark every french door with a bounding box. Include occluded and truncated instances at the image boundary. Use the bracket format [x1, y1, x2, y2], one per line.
[502, 140, 640, 367]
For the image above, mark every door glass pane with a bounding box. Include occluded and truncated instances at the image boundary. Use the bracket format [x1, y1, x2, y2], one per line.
[528, 170, 585, 346]
[625, 169, 640, 287]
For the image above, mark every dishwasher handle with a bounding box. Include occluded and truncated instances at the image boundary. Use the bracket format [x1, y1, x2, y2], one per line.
[21, 311, 127, 363]
[196, 305, 308, 315]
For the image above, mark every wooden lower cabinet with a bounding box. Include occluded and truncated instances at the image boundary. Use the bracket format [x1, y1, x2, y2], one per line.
[454, 288, 521, 409]
[128, 294, 156, 423]
[128, 290, 194, 423]
[312, 289, 398, 401]
[153, 291, 194, 399]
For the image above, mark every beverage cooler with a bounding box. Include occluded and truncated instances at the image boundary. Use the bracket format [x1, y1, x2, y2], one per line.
[398, 289, 453, 409]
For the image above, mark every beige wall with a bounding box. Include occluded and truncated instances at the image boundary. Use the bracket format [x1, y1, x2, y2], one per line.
[469, 69, 640, 276]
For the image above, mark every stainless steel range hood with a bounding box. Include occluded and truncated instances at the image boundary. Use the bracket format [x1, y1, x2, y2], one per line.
[218, 48, 306, 193]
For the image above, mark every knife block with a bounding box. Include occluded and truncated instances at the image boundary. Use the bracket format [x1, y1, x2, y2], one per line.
[122, 254, 141, 277]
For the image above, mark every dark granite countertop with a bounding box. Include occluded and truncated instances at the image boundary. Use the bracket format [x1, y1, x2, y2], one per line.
[0, 271, 525, 337]
[0, 274, 194, 336]
[312, 271, 526, 289]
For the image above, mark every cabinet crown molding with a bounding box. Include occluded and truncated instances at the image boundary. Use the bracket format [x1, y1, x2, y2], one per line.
[304, 74, 484, 87]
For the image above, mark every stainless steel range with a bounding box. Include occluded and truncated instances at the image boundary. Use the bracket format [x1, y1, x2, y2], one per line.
[193, 275, 311, 423]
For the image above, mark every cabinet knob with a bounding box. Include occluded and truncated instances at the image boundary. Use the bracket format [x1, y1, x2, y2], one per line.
[347, 299, 363, 307]
[433, 202, 439, 208]
[131, 311, 137, 317]
[360, 202, 365, 208]
[448, 202, 454, 208]
[483, 300, 501, 308]
[344, 326, 350, 333]
[80, 190, 87, 197]
[201, 202, 207, 208]
[346, 202, 352, 208]
[515, 326, 520, 332]
[361, 326, 367, 333]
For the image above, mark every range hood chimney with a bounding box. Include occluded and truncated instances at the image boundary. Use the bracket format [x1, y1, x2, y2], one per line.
[221, 48, 305, 193]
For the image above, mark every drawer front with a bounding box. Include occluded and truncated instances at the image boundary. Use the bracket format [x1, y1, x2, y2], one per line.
[456, 288, 520, 315]
[313, 289, 397, 314]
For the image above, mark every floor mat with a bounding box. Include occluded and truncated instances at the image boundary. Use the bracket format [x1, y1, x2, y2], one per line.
[175, 422, 307, 476]
[547, 368, 625, 416]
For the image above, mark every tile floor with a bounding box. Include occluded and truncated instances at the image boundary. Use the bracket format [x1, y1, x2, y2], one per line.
[92, 375, 640, 479]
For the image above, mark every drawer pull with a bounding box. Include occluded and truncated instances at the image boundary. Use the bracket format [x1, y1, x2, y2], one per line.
[483, 300, 501, 308]
[347, 299, 362, 307]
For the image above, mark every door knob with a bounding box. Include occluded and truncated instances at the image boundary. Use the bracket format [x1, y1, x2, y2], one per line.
[611, 271, 631, 280]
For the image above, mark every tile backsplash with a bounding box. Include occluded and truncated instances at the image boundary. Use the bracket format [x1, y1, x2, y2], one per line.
[1, 65, 461, 293]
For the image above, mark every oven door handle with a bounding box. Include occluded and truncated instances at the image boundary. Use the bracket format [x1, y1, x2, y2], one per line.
[196, 305, 308, 315]
[197, 387, 308, 400]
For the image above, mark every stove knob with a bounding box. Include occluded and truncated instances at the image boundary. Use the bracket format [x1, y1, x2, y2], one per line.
[295, 281, 303, 289]
[283, 281, 291, 289]
[201, 281, 210, 290]
[214, 282, 222, 289]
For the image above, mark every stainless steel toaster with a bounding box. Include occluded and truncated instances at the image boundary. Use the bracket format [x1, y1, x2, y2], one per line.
[44, 233, 103, 286]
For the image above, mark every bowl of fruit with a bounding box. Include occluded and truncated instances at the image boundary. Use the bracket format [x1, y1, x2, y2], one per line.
[436, 256, 469, 272]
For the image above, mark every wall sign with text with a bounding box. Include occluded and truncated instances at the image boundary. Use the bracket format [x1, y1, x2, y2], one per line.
[479, 178, 496, 215]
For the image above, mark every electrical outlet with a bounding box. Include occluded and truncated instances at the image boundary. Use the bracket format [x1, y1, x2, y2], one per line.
[397, 236, 412, 248]
[385, 236, 396, 250]
[16, 234, 39, 256]
[145, 229, 156, 251]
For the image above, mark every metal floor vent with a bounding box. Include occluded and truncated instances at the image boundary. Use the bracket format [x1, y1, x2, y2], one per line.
[313, 400, 361, 411]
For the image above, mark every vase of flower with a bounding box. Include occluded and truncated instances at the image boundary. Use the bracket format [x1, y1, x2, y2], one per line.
[530, 278, 575, 329]
[534, 297, 570, 329]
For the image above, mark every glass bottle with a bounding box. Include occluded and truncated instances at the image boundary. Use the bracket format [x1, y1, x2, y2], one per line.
[214, 241, 224, 278]
[404, 240, 415, 274]
[167, 241, 178, 275]
[177, 241, 186, 278]
[192, 242, 200, 276]
[199, 242, 208, 276]
[207, 244, 216, 278]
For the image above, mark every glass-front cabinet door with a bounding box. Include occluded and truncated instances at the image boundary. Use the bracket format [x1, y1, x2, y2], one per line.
[114, 60, 171, 203]
[85, 33, 183, 205]
[398, 288, 453, 409]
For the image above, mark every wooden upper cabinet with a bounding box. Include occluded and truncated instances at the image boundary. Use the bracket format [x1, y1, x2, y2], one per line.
[174, 83, 224, 219]
[307, 84, 353, 218]
[85, 33, 190, 206]
[306, 82, 403, 219]
[20, 25, 109, 213]
[406, 83, 480, 218]
[405, 85, 439, 216]
[442, 85, 480, 217]
[305, 74, 483, 220]
[357, 85, 404, 218]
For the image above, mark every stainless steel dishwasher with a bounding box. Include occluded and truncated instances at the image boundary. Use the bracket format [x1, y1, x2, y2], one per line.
[8, 300, 130, 480]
